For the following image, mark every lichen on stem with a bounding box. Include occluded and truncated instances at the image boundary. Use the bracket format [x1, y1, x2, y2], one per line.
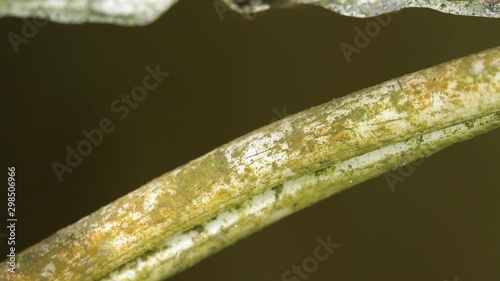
[1, 47, 499, 281]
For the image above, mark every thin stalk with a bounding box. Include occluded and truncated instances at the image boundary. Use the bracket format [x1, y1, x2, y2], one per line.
[1, 47, 499, 281]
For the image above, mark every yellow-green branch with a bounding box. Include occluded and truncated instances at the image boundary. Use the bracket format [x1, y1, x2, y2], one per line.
[1, 47, 499, 281]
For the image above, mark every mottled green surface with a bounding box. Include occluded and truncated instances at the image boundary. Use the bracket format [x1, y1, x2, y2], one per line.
[1, 47, 498, 281]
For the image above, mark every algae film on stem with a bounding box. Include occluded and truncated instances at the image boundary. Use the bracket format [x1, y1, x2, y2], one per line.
[3, 46, 497, 281]
[1, 1, 500, 281]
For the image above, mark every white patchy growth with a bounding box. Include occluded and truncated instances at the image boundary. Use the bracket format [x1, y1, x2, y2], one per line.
[242, 189, 276, 214]
[204, 210, 239, 235]
[0, 0, 179, 25]
[282, 176, 312, 197]
[282, 168, 295, 177]
[224, 125, 293, 176]
[143, 186, 162, 213]
[130, 212, 143, 221]
[110, 232, 134, 251]
[41, 262, 56, 278]
[469, 59, 485, 76]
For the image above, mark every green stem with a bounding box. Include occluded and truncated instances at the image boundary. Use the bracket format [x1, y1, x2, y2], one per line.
[1, 47, 499, 281]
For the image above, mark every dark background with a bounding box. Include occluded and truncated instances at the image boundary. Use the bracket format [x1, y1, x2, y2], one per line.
[1, 1, 499, 280]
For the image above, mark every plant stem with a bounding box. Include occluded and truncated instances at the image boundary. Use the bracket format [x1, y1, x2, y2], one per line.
[1, 47, 499, 281]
